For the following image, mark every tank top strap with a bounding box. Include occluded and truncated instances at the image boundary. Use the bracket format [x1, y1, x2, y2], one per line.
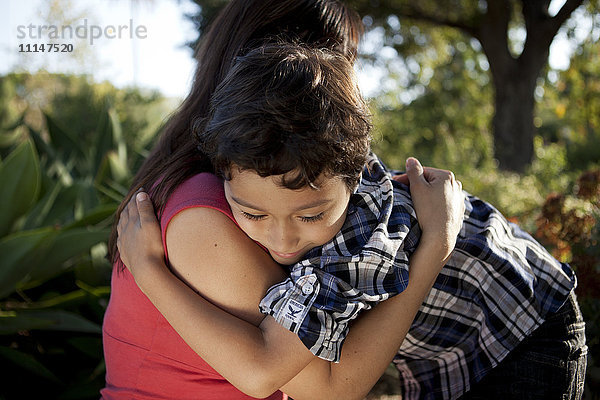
[159, 173, 238, 259]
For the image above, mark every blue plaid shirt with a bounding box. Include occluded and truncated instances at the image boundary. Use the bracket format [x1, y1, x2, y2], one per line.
[259, 153, 576, 399]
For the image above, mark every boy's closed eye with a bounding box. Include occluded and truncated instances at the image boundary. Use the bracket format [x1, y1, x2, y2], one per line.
[240, 211, 325, 223]
[240, 211, 266, 221]
[299, 213, 325, 223]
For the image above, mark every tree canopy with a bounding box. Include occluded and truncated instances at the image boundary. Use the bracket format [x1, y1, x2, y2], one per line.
[187, 0, 597, 171]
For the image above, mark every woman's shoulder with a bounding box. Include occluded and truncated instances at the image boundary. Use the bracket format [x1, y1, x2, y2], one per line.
[164, 192, 286, 326]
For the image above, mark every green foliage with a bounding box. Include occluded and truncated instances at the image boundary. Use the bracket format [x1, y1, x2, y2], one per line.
[0, 72, 168, 399]
[370, 30, 494, 175]
[552, 41, 599, 170]
[369, 31, 542, 218]
[350, 0, 592, 172]
[0, 140, 109, 398]
[546, 29, 600, 170]
[0, 141, 41, 236]
[533, 169, 600, 397]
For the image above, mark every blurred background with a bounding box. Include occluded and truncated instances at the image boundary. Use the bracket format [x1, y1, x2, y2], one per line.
[0, 0, 598, 398]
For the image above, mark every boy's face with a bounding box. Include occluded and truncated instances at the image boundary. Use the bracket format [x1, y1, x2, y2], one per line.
[224, 167, 351, 265]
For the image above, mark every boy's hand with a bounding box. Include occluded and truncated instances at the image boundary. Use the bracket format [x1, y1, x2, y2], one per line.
[397, 158, 465, 261]
[116, 191, 165, 279]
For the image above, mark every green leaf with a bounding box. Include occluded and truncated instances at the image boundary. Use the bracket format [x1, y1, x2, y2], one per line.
[108, 107, 129, 180]
[64, 204, 117, 229]
[95, 181, 128, 203]
[0, 228, 56, 298]
[22, 179, 63, 230]
[25, 181, 100, 229]
[1, 113, 26, 133]
[93, 151, 111, 188]
[0, 345, 62, 384]
[109, 107, 125, 155]
[92, 108, 114, 178]
[66, 337, 102, 358]
[38, 183, 83, 226]
[25, 228, 110, 285]
[76, 281, 111, 298]
[27, 124, 74, 185]
[31, 309, 102, 333]
[0, 140, 41, 236]
[107, 150, 130, 183]
[0, 309, 101, 334]
[44, 112, 81, 160]
[0, 127, 24, 147]
[27, 123, 59, 164]
[0, 310, 54, 332]
[75, 181, 101, 217]
[0, 226, 107, 294]
[2, 289, 89, 310]
[0, 114, 26, 148]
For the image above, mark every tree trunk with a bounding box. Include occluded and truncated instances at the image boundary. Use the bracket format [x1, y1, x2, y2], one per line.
[348, 0, 585, 171]
[491, 67, 537, 172]
[477, 0, 582, 171]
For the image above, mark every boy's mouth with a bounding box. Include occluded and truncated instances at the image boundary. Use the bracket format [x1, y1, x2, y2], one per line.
[270, 249, 302, 259]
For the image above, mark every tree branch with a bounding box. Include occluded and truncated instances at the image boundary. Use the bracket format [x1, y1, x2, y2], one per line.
[395, 4, 478, 36]
[476, 0, 514, 80]
[552, 0, 585, 27]
[520, 0, 584, 70]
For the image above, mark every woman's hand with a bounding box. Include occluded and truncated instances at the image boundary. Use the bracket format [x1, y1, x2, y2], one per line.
[116, 191, 165, 279]
[393, 157, 465, 262]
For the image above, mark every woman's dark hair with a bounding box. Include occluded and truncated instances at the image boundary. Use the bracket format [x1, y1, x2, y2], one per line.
[108, 0, 364, 264]
[199, 43, 371, 190]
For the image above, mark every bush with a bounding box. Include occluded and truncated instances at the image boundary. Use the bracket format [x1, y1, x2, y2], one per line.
[0, 72, 169, 399]
[533, 168, 600, 398]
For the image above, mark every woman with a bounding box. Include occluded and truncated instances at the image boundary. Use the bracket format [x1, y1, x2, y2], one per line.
[102, 1, 462, 399]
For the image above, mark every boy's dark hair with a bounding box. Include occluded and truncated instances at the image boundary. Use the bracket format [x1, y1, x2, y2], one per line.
[198, 43, 371, 190]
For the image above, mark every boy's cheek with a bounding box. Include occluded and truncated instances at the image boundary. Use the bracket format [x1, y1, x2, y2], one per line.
[307, 225, 340, 247]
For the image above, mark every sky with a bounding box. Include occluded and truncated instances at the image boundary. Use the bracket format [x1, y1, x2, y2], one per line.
[1, 0, 200, 98]
[0, 0, 587, 100]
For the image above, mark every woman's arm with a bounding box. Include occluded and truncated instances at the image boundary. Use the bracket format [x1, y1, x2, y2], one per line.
[121, 205, 315, 396]
[117, 158, 464, 399]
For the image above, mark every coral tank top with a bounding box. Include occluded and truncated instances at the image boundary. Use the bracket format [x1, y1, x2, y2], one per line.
[101, 173, 285, 400]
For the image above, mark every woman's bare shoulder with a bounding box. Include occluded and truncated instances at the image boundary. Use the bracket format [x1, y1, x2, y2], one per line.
[165, 206, 287, 325]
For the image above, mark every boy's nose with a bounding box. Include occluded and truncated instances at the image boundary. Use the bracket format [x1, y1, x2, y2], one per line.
[268, 221, 299, 252]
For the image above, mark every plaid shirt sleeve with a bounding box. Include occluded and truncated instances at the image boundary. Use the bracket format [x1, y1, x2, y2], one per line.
[259, 153, 420, 362]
